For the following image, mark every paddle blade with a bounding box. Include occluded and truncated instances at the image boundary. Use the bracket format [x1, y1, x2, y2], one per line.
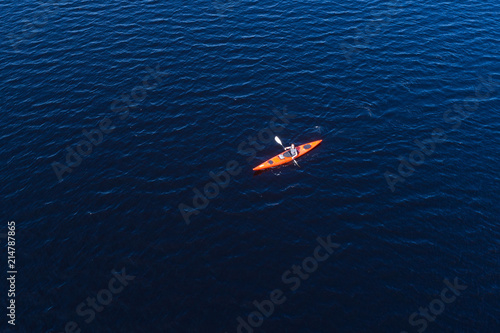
[274, 136, 283, 146]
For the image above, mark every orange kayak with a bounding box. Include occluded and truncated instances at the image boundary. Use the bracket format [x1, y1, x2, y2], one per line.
[253, 140, 322, 171]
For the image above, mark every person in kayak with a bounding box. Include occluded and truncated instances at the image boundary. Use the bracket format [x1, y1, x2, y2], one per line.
[285, 143, 298, 158]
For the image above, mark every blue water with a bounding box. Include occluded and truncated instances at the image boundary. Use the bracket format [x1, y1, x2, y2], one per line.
[1, 0, 499, 332]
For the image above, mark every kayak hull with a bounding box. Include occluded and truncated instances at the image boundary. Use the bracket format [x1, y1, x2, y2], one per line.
[252, 140, 322, 171]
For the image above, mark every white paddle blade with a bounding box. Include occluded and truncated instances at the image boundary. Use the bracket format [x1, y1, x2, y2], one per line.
[274, 136, 282, 145]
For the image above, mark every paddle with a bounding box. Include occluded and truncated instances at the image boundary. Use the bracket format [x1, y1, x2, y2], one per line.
[274, 136, 300, 167]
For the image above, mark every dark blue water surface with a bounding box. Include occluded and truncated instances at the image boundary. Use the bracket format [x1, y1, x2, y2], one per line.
[1, 0, 499, 332]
